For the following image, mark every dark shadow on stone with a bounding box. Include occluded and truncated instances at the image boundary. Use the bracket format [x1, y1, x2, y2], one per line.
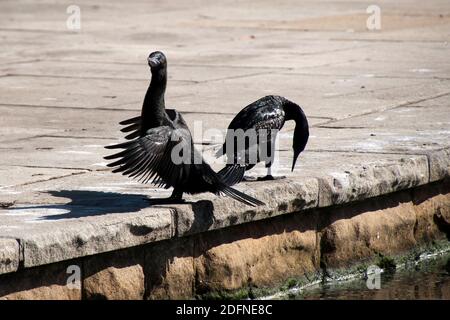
[433, 213, 450, 241]
[411, 178, 450, 206]
[186, 200, 215, 235]
[0, 257, 83, 298]
[10, 190, 154, 219]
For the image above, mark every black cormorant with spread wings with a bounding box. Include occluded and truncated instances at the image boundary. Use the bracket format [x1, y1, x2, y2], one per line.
[104, 52, 264, 206]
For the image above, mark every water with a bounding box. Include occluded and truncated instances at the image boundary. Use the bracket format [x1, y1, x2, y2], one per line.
[287, 252, 450, 300]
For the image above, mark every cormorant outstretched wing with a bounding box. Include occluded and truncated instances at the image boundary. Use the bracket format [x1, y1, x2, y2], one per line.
[119, 116, 141, 140]
[105, 125, 190, 188]
[118, 108, 178, 140]
[105, 126, 264, 207]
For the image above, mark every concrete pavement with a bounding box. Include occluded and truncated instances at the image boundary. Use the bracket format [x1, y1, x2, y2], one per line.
[0, 0, 449, 274]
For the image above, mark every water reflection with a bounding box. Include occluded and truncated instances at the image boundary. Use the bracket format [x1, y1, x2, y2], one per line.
[289, 253, 450, 300]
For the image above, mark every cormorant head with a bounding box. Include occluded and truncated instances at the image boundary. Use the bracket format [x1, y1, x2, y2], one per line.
[292, 145, 302, 172]
[147, 51, 167, 70]
[287, 103, 309, 172]
[291, 124, 309, 171]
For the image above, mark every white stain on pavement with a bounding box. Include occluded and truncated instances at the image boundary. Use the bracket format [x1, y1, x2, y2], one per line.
[83, 145, 103, 148]
[410, 68, 433, 73]
[91, 162, 108, 167]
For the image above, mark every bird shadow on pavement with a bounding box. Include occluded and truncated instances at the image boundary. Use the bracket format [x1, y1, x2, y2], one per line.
[9, 190, 149, 220]
[8, 190, 216, 229]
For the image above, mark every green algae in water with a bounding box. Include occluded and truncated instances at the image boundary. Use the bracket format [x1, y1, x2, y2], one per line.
[375, 254, 396, 272]
[288, 251, 450, 300]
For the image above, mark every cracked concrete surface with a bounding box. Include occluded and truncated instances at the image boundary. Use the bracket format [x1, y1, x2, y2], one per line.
[0, 0, 449, 273]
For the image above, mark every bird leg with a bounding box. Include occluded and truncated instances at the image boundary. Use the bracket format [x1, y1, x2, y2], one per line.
[143, 188, 186, 204]
[256, 166, 286, 181]
[256, 175, 286, 181]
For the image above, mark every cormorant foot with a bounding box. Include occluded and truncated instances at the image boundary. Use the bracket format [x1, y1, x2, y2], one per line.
[256, 175, 286, 181]
[242, 176, 257, 182]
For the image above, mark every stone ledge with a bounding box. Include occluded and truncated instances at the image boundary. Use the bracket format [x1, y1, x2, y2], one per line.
[172, 177, 319, 237]
[317, 155, 429, 207]
[0, 149, 449, 275]
[0, 239, 19, 275]
[428, 148, 450, 182]
[1, 181, 448, 299]
[1, 208, 172, 270]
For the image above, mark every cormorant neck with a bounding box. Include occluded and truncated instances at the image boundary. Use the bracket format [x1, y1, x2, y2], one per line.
[141, 67, 167, 131]
[283, 100, 300, 121]
[283, 99, 309, 152]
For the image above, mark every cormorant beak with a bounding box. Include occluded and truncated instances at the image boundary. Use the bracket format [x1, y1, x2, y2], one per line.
[147, 57, 159, 68]
[291, 149, 301, 172]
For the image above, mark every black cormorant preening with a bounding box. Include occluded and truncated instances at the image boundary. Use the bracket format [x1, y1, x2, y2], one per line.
[104, 52, 264, 207]
[216, 95, 309, 185]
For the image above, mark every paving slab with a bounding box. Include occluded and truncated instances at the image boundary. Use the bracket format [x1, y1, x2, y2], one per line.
[286, 55, 450, 80]
[0, 136, 114, 170]
[0, 75, 189, 110]
[239, 150, 430, 207]
[0, 60, 271, 83]
[0, 195, 173, 268]
[163, 73, 450, 119]
[320, 104, 450, 130]
[0, 166, 87, 189]
[302, 127, 450, 154]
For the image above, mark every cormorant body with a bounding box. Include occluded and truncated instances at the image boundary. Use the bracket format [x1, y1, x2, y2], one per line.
[216, 95, 309, 185]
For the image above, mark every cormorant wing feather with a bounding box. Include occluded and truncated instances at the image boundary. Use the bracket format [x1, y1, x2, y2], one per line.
[119, 116, 141, 126]
[118, 108, 178, 140]
[104, 126, 190, 189]
[193, 151, 264, 207]
[118, 116, 142, 140]
[227, 96, 285, 130]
